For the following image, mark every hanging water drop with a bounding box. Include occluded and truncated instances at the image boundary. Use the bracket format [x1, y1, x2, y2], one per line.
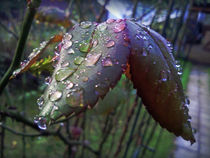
[34, 116, 47, 130]
[45, 76, 52, 85]
[37, 96, 44, 109]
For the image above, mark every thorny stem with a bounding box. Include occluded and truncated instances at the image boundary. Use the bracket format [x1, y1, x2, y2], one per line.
[0, 0, 41, 95]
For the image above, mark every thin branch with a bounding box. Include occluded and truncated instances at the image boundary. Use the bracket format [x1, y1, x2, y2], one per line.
[135, 1, 161, 22]
[96, 0, 110, 22]
[0, 123, 43, 137]
[132, 0, 139, 18]
[0, 0, 42, 95]
[0, 21, 19, 40]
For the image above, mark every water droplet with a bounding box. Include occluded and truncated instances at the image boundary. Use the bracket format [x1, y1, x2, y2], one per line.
[49, 91, 62, 101]
[106, 40, 115, 48]
[116, 19, 123, 23]
[45, 76, 52, 85]
[136, 34, 142, 40]
[142, 50, 148, 56]
[63, 40, 72, 50]
[79, 41, 90, 53]
[97, 23, 107, 31]
[66, 81, 74, 89]
[55, 68, 75, 81]
[20, 60, 28, 67]
[102, 57, 113, 67]
[74, 56, 84, 65]
[92, 40, 98, 48]
[185, 97, 190, 105]
[160, 70, 168, 82]
[147, 44, 153, 51]
[66, 89, 84, 107]
[114, 22, 126, 33]
[68, 48, 75, 54]
[123, 34, 130, 42]
[82, 77, 89, 82]
[34, 116, 47, 130]
[37, 96, 44, 109]
[61, 61, 70, 67]
[64, 33, 72, 41]
[106, 19, 115, 24]
[85, 53, 101, 66]
[80, 21, 92, 29]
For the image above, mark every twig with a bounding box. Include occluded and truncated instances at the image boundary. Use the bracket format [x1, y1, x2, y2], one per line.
[135, 1, 161, 22]
[132, 0, 139, 18]
[96, 0, 110, 22]
[0, 21, 19, 40]
[161, 0, 175, 37]
[0, 123, 44, 137]
[114, 96, 138, 157]
[123, 99, 142, 158]
[0, 0, 41, 95]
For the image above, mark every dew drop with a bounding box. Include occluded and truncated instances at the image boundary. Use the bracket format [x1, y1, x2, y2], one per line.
[85, 53, 101, 66]
[49, 91, 62, 101]
[142, 50, 148, 56]
[102, 57, 113, 67]
[94, 84, 108, 96]
[97, 23, 107, 31]
[160, 70, 168, 82]
[63, 40, 72, 50]
[37, 96, 44, 109]
[34, 116, 47, 130]
[55, 68, 75, 81]
[68, 48, 75, 54]
[136, 34, 142, 40]
[20, 60, 28, 67]
[61, 61, 70, 67]
[185, 97, 190, 105]
[92, 40, 98, 48]
[106, 19, 115, 24]
[79, 41, 90, 53]
[82, 77, 89, 82]
[74, 56, 84, 65]
[106, 40, 115, 48]
[66, 81, 74, 89]
[114, 22, 126, 33]
[80, 21, 92, 29]
[64, 33, 72, 41]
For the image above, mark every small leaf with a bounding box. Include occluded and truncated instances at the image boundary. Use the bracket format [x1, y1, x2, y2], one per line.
[126, 20, 195, 143]
[10, 34, 63, 79]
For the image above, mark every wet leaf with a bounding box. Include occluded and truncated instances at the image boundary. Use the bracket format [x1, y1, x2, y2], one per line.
[126, 21, 195, 143]
[17, 19, 195, 143]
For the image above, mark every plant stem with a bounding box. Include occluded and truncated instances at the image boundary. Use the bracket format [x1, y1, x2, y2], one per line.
[0, 0, 41, 95]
